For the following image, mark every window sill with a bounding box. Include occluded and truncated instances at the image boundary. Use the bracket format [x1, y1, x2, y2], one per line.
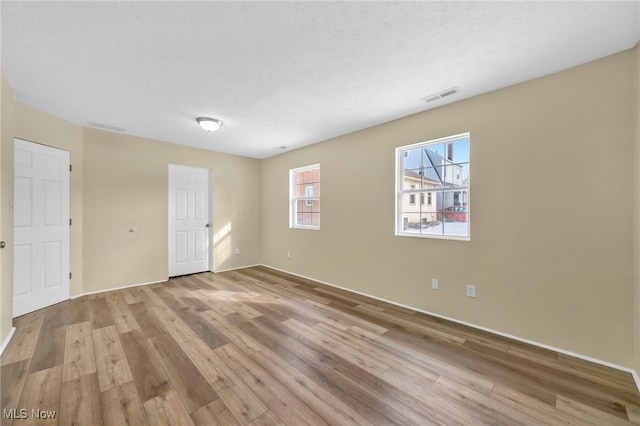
[395, 231, 470, 241]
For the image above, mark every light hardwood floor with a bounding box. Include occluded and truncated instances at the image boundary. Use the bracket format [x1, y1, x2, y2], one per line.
[2, 266, 640, 425]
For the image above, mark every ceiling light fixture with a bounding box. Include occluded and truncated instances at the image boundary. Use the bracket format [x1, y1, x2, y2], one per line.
[197, 117, 223, 132]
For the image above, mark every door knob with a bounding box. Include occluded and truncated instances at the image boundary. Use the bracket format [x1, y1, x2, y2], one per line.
[0, 241, 5, 249]
[205, 224, 211, 228]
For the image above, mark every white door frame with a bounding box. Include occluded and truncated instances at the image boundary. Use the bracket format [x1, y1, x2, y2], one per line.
[13, 138, 70, 317]
[168, 164, 213, 277]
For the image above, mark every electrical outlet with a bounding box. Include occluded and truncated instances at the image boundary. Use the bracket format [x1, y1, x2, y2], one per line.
[466, 284, 476, 298]
[431, 279, 439, 290]
[235, 248, 240, 255]
[287, 250, 291, 258]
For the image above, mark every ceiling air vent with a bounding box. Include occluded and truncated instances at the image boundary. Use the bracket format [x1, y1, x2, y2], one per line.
[422, 87, 460, 103]
[87, 121, 126, 133]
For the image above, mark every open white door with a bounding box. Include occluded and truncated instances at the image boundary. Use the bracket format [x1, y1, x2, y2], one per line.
[14, 139, 70, 317]
[168, 164, 211, 277]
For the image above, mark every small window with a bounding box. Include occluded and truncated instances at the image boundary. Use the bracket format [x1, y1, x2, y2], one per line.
[396, 133, 470, 240]
[290, 164, 320, 229]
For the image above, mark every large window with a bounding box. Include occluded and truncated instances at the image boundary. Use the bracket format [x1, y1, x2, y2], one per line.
[396, 133, 470, 240]
[290, 164, 320, 229]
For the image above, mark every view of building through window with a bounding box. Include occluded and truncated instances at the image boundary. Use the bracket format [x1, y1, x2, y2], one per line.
[290, 164, 320, 229]
[397, 133, 470, 239]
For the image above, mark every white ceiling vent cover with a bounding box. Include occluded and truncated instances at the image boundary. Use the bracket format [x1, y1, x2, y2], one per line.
[422, 87, 460, 103]
[87, 121, 127, 133]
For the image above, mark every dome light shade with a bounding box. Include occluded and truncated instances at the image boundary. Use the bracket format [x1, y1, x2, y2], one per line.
[197, 117, 223, 132]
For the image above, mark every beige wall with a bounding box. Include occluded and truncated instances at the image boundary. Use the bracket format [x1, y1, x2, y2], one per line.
[82, 128, 262, 293]
[1, 71, 16, 342]
[261, 49, 637, 368]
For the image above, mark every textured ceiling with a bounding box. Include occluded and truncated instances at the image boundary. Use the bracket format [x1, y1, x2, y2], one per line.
[2, 1, 639, 159]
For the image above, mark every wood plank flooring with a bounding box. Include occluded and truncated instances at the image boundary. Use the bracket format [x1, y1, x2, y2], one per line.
[2, 265, 640, 425]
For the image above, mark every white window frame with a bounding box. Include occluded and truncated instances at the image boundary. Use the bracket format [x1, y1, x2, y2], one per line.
[290, 163, 320, 230]
[395, 133, 470, 241]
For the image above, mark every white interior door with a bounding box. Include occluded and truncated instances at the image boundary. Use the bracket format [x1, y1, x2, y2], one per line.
[169, 164, 211, 277]
[14, 139, 70, 317]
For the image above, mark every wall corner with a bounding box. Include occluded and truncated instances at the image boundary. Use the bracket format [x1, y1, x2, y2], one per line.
[633, 41, 640, 375]
[0, 69, 16, 343]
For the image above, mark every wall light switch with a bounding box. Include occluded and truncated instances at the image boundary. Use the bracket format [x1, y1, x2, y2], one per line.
[235, 248, 240, 255]
[431, 279, 439, 290]
[287, 251, 291, 258]
[466, 284, 476, 298]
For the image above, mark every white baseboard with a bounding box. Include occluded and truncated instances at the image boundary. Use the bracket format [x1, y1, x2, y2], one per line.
[214, 263, 261, 273]
[259, 264, 640, 392]
[68, 264, 261, 300]
[71, 278, 168, 299]
[0, 327, 16, 357]
[633, 370, 640, 392]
